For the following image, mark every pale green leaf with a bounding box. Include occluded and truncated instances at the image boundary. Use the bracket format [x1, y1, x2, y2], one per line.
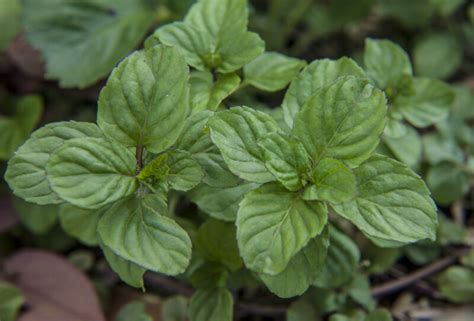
[287, 300, 317, 321]
[0, 0, 21, 51]
[193, 151, 241, 188]
[394, 77, 454, 128]
[438, 267, 474, 303]
[414, 32, 462, 80]
[0, 95, 43, 160]
[332, 155, 438, 244]
[260, 227, 329, 298]
[98, 195, 192, 275]
[461, 249, 474, 268]
[188, 288, 233, 321]
[176, 110, 214, 154]
[190, 71, 240, 112]
[97, 45, 189, 152]
[282, 57, 367, 128]
[190, 263, 229, 289]
[167, 150, 204, 191]
[161, 296, 188, 321]
[422, 133, 464, 165]
[154, 0, 264, 73]
[196, 219, 243, 270]
[383, 126, 422, 168]
[23, 0, 155, 88]
[101, 242, 145, 289]
[13, 198, 59, 235]
[258, 133, 311, 191]
[293, 76, 386, 166]
[363, 241, 400, 273]
[237, 183, 328, 275]
[47, 137, 138, 209]
[314, 226, 360, 288]
[347, 275, 375, 310]
[304, 158, 356, 204]
[116, 301, 152, 321]
[366, 309, 393, 321]
[59, 204, 104, 246]
[0, 281, 24, 321]
[363, 38, 412, 89]
[426, 162, 470, 205]
[190, 181, 259, 221]
[244, 52, 306, 92]
[5, 121, 103, 205]
[209, 106, 280, 183]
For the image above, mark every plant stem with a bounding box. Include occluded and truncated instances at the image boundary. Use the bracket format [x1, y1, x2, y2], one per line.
[371, 248, 469, 298]
[135, 144, 144, 175]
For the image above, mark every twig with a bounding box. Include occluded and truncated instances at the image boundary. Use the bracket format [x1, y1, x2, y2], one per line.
[144, 273, 287, 317]
[371, 248, 469, 298]
[135, 248, 469, 316]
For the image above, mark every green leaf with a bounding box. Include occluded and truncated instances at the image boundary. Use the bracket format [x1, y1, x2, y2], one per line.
[394, 78, 454, 128]
[438, 267, 474, 303]
[101, 241, 145, 289]
[196, 219, 243, 270]
[282, 57, 367, 128]
[426, 162, 470, 205]
[237, 183, 328, 275]
[161, 296, 188, 321]
[366, 309, 393, 321]
[287, 300, 317, 321]
[314, 226, 360, 288]
[258, 133, 311, 191]
[293, 76, 386, 167]
[189, 181, 259, 221]
[363, 38, 412, 90]
[422, 133, 464, 165]
[98, 195, 192, 275]
[243, 52, 306, 92]
[194, 151, 241, 188]
[332, 155, 438, 244]
[59, 204, 104, 246]
[414, 32, 462, 80]
[404, 241, 440, 265]
[176, 110, 214, 154]
[461, 249, 474, 268]
[0, 281, 24, 321]
[116, 301, 152, 321]
[47, 137, 138, 209]
[22, 0, 155, 88]
[5, 121, 103, 205]
[166, 150, 204, 191]
[378, 0, 433, 28]
[190, 263, 229, 289]
[98, 45, 189, 152]
[347, 275, 375, 310]
[190, 71, 241, 112]
[260, 227, 329, 298]
[383, 126, 422, 168]
[0, 0, 21, 51]
[304, 158, 356, 204]
[209, 106, 280, 183]
[363, 241, 400, 273]
[154, 0, 264, 73]
[137, 153, 171, 186]
[0, 95, 43, 160]
[188, 288, 233, 321]
[13, 197, 59, 235]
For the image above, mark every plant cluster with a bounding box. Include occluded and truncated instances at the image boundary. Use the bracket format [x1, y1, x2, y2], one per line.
[0, 0, 473, 320]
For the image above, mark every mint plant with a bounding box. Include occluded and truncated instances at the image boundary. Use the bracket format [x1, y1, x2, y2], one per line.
[2, 0, 457, 320]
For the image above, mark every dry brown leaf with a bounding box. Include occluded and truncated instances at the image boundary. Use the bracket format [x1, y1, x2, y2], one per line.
[4, 249, 106, 321]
